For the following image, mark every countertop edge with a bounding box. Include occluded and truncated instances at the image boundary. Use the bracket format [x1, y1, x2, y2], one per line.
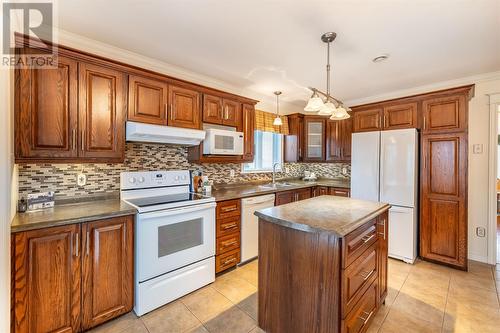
[255, 203, 391, 237]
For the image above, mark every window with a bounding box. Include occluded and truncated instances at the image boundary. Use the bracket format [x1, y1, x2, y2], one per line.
[242, 130, 283, 173]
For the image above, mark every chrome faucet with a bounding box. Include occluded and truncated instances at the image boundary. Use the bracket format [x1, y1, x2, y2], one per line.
[272, 162, 282, 185]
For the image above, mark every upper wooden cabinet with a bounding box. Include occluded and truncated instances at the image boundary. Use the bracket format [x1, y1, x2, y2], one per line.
[285, 114, 304, 162]
[304, 117, 326, 161]
[222, 99, 242, 127]
[353, 108, 383, 132]
[128, 74, 168, 125]
[168, 85, 201, 129]
[15, 55, 79, 160]
[81, 217, 133, 330]
[326, 117, 352, 162]
[203, 94, 223, 124]
[242, 104, 255, 162]
[422, 94, 467, 133]
[12, 224, 82, 333]
[79, 63, 126, 161]
[11, 216, 134, 333]
[383, 102, 418, 130]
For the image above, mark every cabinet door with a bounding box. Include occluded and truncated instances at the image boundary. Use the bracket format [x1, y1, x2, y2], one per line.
[313, 186, 329, 197]
[353, 108, 382, 132]
[340, 117, 353, 161]
[422, 94, 467, 133]
[284, 114, 304, 162]
[168, 85, 201, 129]
[275, 191, 295, 206]
[222, 99, 242, 128]
[420, 133, 467, 269]
[82, 216, 133, 330]
[326, 120, 342, 161]
[79, 63, 126, 160]
[242, 104, 255, 162]
[128, 74, 168, 125]
[378, 212, 389, 304]
[12, 224, 81, 333]
[15, 55, 78, 160]
[295, 188, 312, 201]
[330, 187, 350, 197]
[203, 94, 223, 124]
[304, 118, 325, 161]
[383, 102, 418, 130]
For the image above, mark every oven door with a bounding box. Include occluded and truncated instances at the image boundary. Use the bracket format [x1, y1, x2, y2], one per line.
[136, 202, 216, 282]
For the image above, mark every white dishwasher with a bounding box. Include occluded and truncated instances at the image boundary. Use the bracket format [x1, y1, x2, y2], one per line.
[241, 194, 276, 263]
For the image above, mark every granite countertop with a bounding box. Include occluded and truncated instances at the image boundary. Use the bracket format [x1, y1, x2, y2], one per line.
[254, 196, 390, 237]
[211, 178, 350, 202]
[11, 198, 137, 233]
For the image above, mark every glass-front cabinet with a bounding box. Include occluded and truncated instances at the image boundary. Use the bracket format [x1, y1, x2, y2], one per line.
[304, 117, 326, 161]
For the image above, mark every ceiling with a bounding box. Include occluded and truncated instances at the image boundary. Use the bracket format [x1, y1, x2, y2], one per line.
[57, 0, 500, 113]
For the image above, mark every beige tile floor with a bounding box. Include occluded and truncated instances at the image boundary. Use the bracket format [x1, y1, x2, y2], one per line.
[89, 259, 500, 333]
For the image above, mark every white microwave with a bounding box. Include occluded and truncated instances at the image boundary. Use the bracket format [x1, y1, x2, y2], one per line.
[203, 128, 244, 155]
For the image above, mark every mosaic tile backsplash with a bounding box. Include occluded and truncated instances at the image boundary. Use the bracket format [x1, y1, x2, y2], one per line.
[17, 143, 351, 199]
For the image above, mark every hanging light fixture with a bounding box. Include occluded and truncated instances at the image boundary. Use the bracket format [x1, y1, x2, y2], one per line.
[273, 91, 283, 126]
[304, 32, 350, 120]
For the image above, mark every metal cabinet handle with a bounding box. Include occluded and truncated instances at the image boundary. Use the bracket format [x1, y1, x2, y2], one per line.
[225, 106, 229, 120]
[358, 310, 374, 325]
[361, 234, 375, 243]
[423, 116, 426, 130]
[383, 115, 387, 128]
[72, 129, 77, 150]
[81, 130, 85, 151]
[359, 269, 375, 281]
[222, 257, 237, 266]
[75, 233, 79, 257]
[221, 206, 238, 212]
[222, 223, 238, 230]
[221, 240, 238, 248]
[86, 230, 90, 256]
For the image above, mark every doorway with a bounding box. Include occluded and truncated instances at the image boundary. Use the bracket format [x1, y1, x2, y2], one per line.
[489, 93, 500, 265]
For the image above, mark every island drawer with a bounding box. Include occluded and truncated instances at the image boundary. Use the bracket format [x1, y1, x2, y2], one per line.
[216, 248, 240, 273]
[342, 242, 378, 316]
[217, 216, 240, 237]
[217, 199, 241, 220]
[342, 218, 378, 268]
[216, 232, 240, 255]
[342, 281, 378, 333]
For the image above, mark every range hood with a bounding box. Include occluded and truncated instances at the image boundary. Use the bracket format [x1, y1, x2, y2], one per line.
[126, 121, 206, 146]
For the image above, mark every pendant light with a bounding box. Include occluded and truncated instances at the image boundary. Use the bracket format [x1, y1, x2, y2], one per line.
[304, 32, 350, 120]
[273, 91, 283, 126]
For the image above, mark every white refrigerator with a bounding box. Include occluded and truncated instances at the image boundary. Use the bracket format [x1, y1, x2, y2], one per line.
[351, 129, 418, 264]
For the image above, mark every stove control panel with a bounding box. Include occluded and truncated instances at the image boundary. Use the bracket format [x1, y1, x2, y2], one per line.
[120, 170, 191, 190]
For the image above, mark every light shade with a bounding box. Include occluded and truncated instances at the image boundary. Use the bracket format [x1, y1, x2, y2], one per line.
[318, 101, 336, 116]
[330, 106, 351, 120]
[304, 96, 325, 112]
[273, 116, 283, 126]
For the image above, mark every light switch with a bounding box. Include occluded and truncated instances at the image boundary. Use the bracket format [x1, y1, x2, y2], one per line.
[472, 144, 483, 154]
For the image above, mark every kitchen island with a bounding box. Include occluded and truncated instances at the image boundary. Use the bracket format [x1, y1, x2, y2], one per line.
[255, 196, 390, 333]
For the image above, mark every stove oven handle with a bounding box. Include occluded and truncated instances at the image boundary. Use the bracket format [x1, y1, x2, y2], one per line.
[139, 202, 217, 218]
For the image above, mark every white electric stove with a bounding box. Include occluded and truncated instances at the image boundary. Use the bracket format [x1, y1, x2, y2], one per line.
[120, 170, 216, 316]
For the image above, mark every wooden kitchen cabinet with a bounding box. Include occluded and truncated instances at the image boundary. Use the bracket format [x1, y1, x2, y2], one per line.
[284, 113, 304, 162]
[304, 117, 326, 161]
[422, 94, 467, 133]
[330, 187, 350, 197]
[222, 99, 242, 127]
[295, 187, 312, 201]
[353, 108, 383, 132]
[81, 216, 133, 330]
[127, 74, 169, 125]
[312, 186, 329, 197]
[79, 62, 126, 161]
[275, 188, 311, 206]
[215, 199, 241, 273]
[12, 224, 82, 333]
[168, 85, 201, 129]
[15, 55, 79, 160]
[202, 94, 223, 124]
[11, 216, 134, 333]
[420, 132, 468, 270]
[242, 104, 255, 162]
[377, 211, 389, 303]
[326, 117, 352, 162]
[383, 102, 418, 130]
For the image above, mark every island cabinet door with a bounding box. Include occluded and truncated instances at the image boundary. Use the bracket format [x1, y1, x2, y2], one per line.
[81, 216, 133, 330]
[377, 212, 389, 304]
[12, 224, 82, 333]
[342, 282, 378, 333]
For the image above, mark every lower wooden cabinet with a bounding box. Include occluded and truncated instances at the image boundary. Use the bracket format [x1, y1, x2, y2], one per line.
[275, 188, 311, 206]
[215, 199, 241, 273]
[330, 187, 350, 197]
[377, 211, 389, 303]
[11, 216, 134, 333]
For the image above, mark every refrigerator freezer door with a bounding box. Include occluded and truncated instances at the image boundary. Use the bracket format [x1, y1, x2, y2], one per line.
[351, 131, 380, 202]
[380, 129, 418, 207]
[388, 206, 417, 263]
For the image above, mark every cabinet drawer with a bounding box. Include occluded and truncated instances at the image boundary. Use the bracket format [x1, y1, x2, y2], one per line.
[342, 243, 378, 316]
[217, 199, 241, 220]
[216, 232, 240, 255]
[342, 219, 378, 268]
[217, 216, 240, 237]
[342, 282, 378, 333]
[215, 248, 240, 273]
[330, 187, 350, 197]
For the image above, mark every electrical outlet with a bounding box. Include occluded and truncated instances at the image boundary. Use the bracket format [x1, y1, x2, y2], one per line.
[77, 173, 87, 186]
[342, 167, 348, 175]
[472, 144, 483, 154]
[476, 227, 486, 237]
[229, 169, 235, 178]
[285, 167, 290, 174]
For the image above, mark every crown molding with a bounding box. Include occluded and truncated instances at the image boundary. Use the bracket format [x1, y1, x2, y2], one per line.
[344, 70, 500, 107]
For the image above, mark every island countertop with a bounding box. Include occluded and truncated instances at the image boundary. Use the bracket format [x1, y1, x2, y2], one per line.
[255, 195, 390, 237]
